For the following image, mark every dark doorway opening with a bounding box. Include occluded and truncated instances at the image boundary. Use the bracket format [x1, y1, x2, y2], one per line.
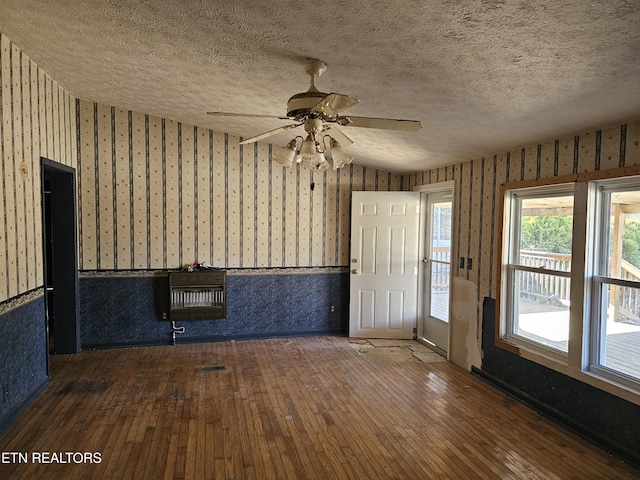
[42, 158, 80, 356]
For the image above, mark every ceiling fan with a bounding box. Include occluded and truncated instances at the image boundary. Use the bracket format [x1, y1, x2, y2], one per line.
[207, 58, 422, 170]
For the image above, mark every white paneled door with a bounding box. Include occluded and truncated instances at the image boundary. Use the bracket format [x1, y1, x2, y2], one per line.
[349, 192, 420, 338]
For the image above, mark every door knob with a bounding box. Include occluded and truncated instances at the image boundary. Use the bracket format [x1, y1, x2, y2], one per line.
[351, 269, 358, 274]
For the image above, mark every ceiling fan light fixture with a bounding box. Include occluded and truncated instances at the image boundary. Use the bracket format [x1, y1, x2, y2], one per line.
[274, 134, 353, 171]
[328, 138, 354, 169]
[274, 139, 298, 167]
[314, 152, 329, 171]
[299, 134, 318, 158]
[298, 150, 327, 170]
[332, 153, 354, 170]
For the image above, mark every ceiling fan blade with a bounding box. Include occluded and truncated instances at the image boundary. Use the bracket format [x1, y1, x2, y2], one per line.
[207, 111, 291, 120]
[311, 93, 360, 116]
[238, 123, 302, 145]
[339, 115, 422, 132]
[323, 125, 353, 147]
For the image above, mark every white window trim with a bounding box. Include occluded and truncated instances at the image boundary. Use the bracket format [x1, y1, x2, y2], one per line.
[501, 183, 574, 360]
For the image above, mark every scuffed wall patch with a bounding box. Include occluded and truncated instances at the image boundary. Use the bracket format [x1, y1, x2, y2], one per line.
[450, 276, 482, 371]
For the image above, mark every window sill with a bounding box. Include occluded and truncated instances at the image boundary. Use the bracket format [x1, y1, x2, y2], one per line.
[501, 334, 568, 364]
[572, 366, 640, 407]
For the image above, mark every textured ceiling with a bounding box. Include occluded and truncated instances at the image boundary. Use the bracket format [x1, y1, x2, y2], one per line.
[1, 0, 640, 173]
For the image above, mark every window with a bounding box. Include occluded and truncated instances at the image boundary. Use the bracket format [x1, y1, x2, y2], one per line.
[428, 197, 452, 321]
[591, 181, 640, 386]
[503, 185, 574, 354]
[498, 171, 640, 398]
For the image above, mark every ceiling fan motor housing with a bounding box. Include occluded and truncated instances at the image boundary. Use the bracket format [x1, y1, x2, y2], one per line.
[287, 91, 330, 119]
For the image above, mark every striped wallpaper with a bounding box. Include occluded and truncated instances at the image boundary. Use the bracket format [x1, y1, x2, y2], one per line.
[2, 27, 639, 311]
[406, 120, 640, 309]
[0, 34, 77, 303]
[76, 99, 402, 271]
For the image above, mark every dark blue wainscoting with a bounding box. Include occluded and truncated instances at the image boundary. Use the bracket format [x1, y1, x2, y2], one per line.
[80, 269, 349, 349]
[0, 291, 49, 434]
[80, 273, 169, 347]
[475, 297, 640, 469]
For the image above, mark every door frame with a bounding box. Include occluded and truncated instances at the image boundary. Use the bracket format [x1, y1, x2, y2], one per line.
[415, 181, 455, 358]
[41, 158, 80, 358]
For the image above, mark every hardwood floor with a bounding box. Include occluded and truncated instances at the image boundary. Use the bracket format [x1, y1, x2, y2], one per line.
[0, 336, 637, 479]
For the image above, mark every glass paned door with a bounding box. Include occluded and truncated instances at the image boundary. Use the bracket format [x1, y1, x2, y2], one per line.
[422, 190, 452, 352]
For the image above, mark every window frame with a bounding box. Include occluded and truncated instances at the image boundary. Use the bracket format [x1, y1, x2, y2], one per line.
[496, 167, 640, 406]
[502, 184, 574, 358]
[588, 178, 640, 391]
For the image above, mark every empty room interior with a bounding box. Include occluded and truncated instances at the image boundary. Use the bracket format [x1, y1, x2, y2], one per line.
[1, 1, 640, 478]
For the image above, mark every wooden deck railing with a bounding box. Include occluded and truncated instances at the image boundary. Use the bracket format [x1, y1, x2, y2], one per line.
[617, 259, 640, 320]
[519, 250, 571, 302]
[519, 251, 640, 319]
[431, 247, 450, 291]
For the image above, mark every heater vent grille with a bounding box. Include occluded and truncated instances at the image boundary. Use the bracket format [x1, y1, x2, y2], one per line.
[169, 271, 226, 320]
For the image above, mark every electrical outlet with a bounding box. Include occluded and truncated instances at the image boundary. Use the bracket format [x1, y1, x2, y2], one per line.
[467, 258, 473, 270]
[459, 257, 465, 269]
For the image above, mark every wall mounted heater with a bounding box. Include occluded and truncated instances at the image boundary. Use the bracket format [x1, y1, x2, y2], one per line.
[169, 271, 226, 320]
